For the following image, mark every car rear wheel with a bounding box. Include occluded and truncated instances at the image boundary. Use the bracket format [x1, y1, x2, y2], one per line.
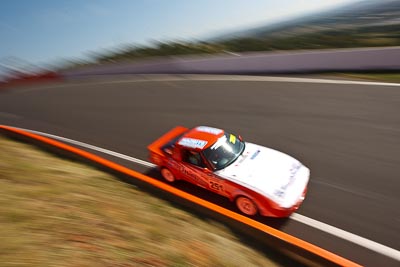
[235, 196, 258, 216]
[161, 168, 175, 183]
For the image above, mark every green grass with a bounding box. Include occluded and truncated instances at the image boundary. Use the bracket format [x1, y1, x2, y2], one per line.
[0, 136, 286, 267]
[331, 72, 400, 83]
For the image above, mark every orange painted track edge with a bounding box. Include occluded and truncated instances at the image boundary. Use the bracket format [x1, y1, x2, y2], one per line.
[0, 125, 363, 267]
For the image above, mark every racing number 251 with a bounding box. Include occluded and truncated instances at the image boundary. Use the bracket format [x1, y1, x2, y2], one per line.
[209, 181, 224, 192]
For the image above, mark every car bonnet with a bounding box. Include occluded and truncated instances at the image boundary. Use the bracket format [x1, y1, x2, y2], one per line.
[215, 142, 309, 208]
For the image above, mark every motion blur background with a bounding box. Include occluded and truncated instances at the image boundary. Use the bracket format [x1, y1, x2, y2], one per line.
[1, 0, 399, 81]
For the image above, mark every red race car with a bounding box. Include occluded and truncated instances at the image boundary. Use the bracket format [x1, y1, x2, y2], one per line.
[148, 126, 309, 217]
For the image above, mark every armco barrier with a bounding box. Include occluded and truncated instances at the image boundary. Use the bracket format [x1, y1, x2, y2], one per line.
[0, 71, 61, 89]
[61, 47, 400, 78]
[0, 125, 363, 267]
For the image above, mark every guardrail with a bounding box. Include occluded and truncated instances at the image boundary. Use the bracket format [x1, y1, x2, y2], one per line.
[0, 71, 60, 89]
[61, 47, 400, 78]
[0, 125, 363, 267]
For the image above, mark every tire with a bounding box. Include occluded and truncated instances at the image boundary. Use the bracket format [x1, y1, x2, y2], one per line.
[235, 196, 258, 216]
[161, 168, 175, 183]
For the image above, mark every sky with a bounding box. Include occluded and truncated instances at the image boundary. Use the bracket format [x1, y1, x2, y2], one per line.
[0, 0, 358, 68]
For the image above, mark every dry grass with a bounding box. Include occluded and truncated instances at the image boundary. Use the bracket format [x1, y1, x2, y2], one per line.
[0, 136, 284, 267]
[333, 72, 400, 83]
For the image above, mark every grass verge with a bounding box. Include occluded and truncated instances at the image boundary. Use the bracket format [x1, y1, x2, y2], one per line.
[329, 72, 400, 83]
[0, 135, 287, 267]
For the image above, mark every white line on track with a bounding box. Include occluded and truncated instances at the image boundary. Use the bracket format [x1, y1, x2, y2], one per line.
[290, 213, 400, 261]
[17, 75, 400, 92]
[18, 128, 156, 168]
[95, 75, 400, 87]
[11, 126, 400, 262]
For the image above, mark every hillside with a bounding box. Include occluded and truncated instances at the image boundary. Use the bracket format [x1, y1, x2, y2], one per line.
[221, 0, 400, 39]
[82, 0, 400, 63]
[214, 0, 400, 51]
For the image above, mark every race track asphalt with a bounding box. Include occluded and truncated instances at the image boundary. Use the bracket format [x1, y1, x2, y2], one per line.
[0, 75, 399, 266]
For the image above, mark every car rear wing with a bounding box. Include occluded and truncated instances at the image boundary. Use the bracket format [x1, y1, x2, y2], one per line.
[147, 126, 189, 155]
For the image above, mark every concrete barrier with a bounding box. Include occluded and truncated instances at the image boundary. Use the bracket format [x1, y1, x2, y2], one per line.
[61, 47, 400, 78]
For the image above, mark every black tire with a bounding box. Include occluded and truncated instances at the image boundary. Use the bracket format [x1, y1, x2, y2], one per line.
[160, 168, 176, 183]
[235, 196, 258, 216]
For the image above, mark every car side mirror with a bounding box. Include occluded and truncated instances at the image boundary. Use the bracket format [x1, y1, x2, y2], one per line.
[238, 135, 243, 142]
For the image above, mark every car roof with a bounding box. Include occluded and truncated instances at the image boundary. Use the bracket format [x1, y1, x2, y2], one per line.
[177, 126, 225, 151]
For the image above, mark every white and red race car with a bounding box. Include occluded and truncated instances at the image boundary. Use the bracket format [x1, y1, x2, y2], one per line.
[148, 126, 309, 217]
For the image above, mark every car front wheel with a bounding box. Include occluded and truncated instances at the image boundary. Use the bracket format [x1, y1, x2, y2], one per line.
[235, 196, 258, 216]
[161, 168, 175, 183]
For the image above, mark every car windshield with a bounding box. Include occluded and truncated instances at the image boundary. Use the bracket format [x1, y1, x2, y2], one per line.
[203, 133, 245, 171]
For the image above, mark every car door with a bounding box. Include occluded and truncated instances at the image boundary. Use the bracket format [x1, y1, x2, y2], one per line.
[181, 149, 230, 197]
[179, 149, 210, 188]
